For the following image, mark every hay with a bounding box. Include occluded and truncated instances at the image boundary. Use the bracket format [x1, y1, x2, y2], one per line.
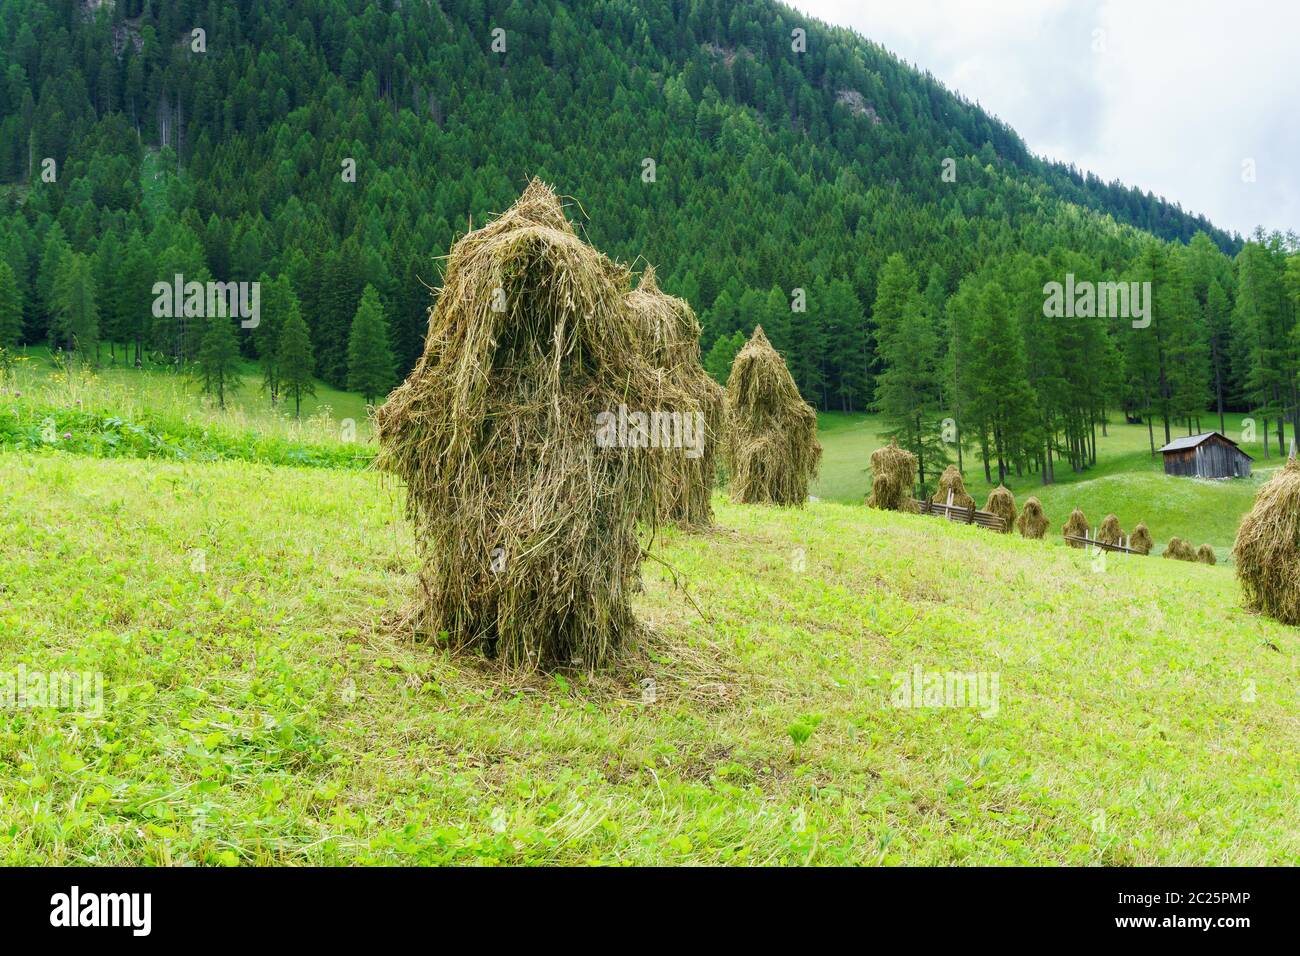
[1130, 522, 1154, 555]
[1196, 544, 1217, 565]
[1162, 536, 1197, 561]
[375, 178, 680, 671]
[1016, 496, 1048, 539]
[625, 266, 725, 528]
[865, 440, 918, 512]
[1097, 513, 1124, 547]
[1233, 458, 1300, 623]
[722, 325, 821, 506]
[931, 465, 975, 509]
[1063, 508, 1088, 547]
[983, 485, 1016, 533]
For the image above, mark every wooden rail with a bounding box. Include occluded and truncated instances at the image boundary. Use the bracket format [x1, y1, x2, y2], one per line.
[914, 493, 1007, 533]
[1064, 532, 1147, 555]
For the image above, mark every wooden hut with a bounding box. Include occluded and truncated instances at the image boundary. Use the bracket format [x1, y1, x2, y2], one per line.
[1158, 432, 1252, 479]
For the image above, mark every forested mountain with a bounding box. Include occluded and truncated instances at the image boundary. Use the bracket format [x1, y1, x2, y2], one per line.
[2, 0, 1295, 488]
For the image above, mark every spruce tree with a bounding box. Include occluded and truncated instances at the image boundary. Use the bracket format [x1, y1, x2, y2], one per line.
[196, 314, 242, 409]
[0, 260, 22, 348]
[346, 284, 396, 404]
[278, 306, 316, 417]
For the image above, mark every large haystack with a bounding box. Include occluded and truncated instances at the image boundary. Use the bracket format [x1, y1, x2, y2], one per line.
[1016, 496, 1048, 539]
[723, 325, 821, 506]
[1196, 544, 1217, 565]
[1162, 536, 1197, 561]
[931, 465, 975, 509]
[625, 266, 725, 528]
[1130, 522, 1154, 555]
[375, 179, 676, 670]
[983, 485, 1016, 533]
[1063, 508, 1088, 547]
[1233, 458, 1300, 623]
[1097, 514, 1124, 547]
[866, 440, 918, 512]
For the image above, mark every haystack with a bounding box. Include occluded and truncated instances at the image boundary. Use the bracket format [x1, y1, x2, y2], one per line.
[983, 485, 1016, 533]
[1233, 458, 1300, 623]
[1063, 508, 1088, 547]
[625, 266, 725, 528]
[865, 440, 918, 512]
[931, 465, 974, 509]
[1130, 522, 1154, 555]
[1097, 513, 1124, 547]
[1196, 544, 1217, 565]
[375, 178, 678, 670]
[723, 325, 821, 505]
[1016, 496, 1048, 539]
[1162, 536, 1196, 561]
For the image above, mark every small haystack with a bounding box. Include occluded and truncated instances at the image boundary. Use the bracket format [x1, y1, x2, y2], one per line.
[931, 465, 975, 509]
[865, 440, 918, 512]
[1196, 544, 1217, 565]
[375, 178, 678, 670]
[1063, 508, 1089, 547]
[625, 266, 725, 528]
[1233, 458, 1300, 623]
[1130, 522, 1154, 555]
[1097, 514, 1124, 547]
[983, 485, 1016, 533]
[1162, 536, 1197, 561]
[723, 325, 821, 506]
[1016, 496, 1048, 539]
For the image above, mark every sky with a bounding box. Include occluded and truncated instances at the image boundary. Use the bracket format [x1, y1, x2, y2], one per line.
[790, 0, 1300, 239]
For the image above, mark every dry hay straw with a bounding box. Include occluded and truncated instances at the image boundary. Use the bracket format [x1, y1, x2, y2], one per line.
[1097, 513, 1124, 547]
[624, 265, 724, 528]
[722, 325, 821, 506]
[1162, 536, 1197, 561]
[375, 178, 686, 671]
[931, 465, 975, 509]
[1130, 522, 1154, 555]
[1233, 458, 1300, 623]
[983, 485, 1017, 533]
[1196, 544, 1217, 565]
[1016, 496, 1047, 538]
[865, 440, 918, 512]
[1062, 507, 1089, 547]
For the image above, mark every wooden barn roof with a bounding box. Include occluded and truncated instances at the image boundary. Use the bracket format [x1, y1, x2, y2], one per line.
[1158, 432, 1253, 459]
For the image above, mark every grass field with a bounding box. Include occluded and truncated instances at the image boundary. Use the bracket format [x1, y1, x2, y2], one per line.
[1, 449, 1297, 865]
[815, 411, 1288, 558]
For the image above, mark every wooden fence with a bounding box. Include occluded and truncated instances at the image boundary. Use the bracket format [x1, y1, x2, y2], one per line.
[914, 491, 1007, 533]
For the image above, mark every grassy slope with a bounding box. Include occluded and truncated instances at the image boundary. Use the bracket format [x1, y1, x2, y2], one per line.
[1, 451, 1296, 865]
[815, 411, 1286, 556]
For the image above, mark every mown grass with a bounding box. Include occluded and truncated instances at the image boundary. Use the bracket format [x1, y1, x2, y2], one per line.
[815, 411, 1285, 554]
[2, 451, 1296, 865]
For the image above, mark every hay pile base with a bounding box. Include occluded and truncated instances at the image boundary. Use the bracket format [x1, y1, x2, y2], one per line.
[866, 440, 918, 512]
[1097, 514, 1124, 546]
[1063, 508, 1089, 547]
[1233, 459, 1300, 623]
[1163, 537, 1197, 561]
[983, 485, 1016, 533]
[1130, 522, 1154, 555]
[375, 178, 677, 671]
[723, 326, 821, 506]
[931, 465, 974, 509]
[1017, 496, 1048, 538]
[1196, 544, 1217, 565]
[626, 266, 724, 528]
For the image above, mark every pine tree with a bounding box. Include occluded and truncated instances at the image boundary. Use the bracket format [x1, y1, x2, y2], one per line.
[52, 252, 99, 362]
[0, 261, 22, 348]
[256, 273, 299, 405]
[278, 306, 316, 417]
[704, 330, 745, 385]
[346, 284, 396, 404]
[196, 315, 242, 409]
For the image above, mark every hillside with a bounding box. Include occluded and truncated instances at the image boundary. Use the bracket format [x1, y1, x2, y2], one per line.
[1, 449, 1295, 865]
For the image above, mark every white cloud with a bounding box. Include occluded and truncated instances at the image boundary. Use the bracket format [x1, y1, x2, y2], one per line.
[791, 0, 1300, 237]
